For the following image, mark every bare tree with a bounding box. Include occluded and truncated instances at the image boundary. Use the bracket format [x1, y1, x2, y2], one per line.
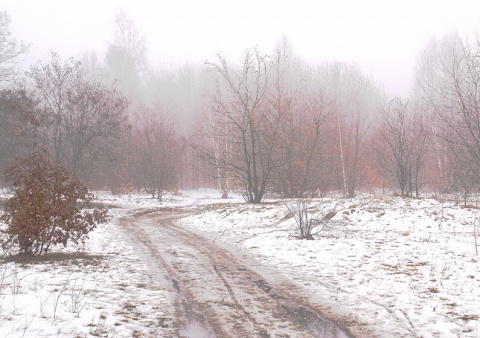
[205, 48, 283, 203]
[267, 40, 328, 198]
[0, 11, 29, 82]
[273, 94, 327, 198]
[377, 99, 427, 196]
[106, 10, 147, 103]
[26, 53, 130, 184]
[321, 62, 382, 197]
[205, 104, 232, 198]
[129, 109, 183, 200]
[112, 9, 147, 73]
[0, 88, 41, 182]
[415, 32, 480, 195]
[414, 33, 464, 192]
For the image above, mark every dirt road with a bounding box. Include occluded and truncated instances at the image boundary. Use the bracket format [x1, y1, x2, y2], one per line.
[120, 208, 353, 338]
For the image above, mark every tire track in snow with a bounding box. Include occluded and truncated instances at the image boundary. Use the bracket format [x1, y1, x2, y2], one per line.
[121, 209, 354, 338]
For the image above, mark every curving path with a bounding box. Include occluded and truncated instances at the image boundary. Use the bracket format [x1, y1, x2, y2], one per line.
[120, 208, 353, 338]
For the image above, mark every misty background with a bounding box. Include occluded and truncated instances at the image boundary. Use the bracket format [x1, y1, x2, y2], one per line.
[2, 0, 480, 202]
[3, 0, 480, 96]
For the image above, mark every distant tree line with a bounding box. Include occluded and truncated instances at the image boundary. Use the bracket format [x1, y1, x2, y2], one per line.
[1, 10, 480, 204]
[0, 10, 183, 200]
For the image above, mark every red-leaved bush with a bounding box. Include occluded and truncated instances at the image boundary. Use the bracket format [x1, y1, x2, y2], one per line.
[0, 152, 108, 256]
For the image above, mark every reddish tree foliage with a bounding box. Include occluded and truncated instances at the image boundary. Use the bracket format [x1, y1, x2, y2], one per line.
[0, 152, 108, 256]
[129, 111, 183, 200]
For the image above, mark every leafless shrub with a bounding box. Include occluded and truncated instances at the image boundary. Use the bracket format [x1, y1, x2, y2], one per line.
[89, 314, 109, 336]
[0, 263, 7, 293]
[52, 274, 71, 320]
[69, 277, 86, 317]
[16, 314, 35, 336]
[39, 293, 51, 318]
[11, 264, 20, 294]
[284, 198, 339, 239]
[474, 213, 480, 255]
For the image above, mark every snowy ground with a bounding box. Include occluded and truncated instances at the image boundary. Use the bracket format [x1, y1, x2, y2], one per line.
[0, 190, 480, 337]
[180, 193, 480, 337]
[0, 193, 178, 338]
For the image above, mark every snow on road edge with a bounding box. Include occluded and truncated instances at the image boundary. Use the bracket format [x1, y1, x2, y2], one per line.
[180, 193, 480, 337]
[1, 190, 480, 337]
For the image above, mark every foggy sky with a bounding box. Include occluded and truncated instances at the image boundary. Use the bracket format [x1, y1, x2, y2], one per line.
[2, 0, 480, 97]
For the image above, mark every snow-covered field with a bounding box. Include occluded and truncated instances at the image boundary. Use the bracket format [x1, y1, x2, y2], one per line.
[1, 190, 480, 337]
[181, 194, 480, 337]
[0, 193, 178, 337]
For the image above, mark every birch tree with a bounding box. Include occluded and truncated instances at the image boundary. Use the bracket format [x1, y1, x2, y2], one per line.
[321, 62, 382, 197]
